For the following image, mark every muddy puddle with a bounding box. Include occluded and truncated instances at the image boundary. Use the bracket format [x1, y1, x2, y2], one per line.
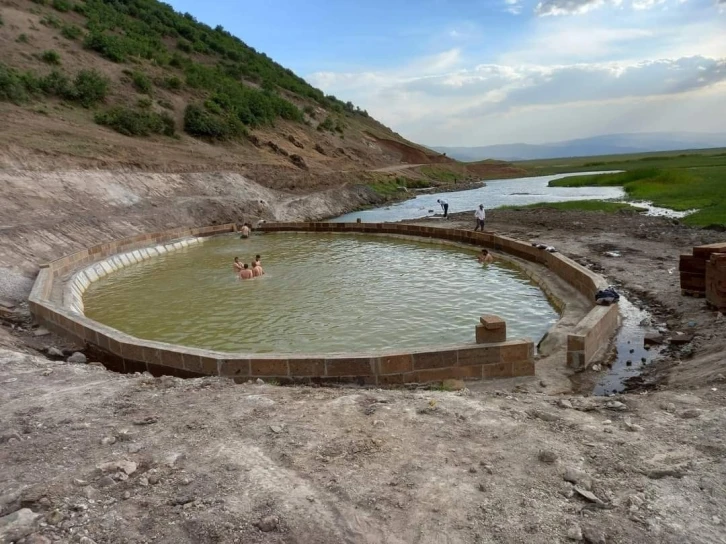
[594, 297, 664, 395]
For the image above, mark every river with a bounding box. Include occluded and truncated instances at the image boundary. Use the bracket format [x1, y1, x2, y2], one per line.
[333, 172, 685, 223]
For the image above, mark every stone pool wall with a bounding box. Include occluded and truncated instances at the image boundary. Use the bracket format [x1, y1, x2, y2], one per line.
[28, 221, 617, 384]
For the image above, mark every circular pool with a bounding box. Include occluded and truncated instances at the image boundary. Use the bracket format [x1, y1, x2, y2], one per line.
[83, 233, 559, 353]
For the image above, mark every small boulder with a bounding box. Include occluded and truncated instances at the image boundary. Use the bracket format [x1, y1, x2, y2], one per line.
[98, 460, 137, 476]
[581, 524, 607, 544]
[0, 508, 41, 542]
[566, 524, 583, 541]
[643, 333, 664, 346]
[670, 333, 694, 345]
[67, 352, 87, 364]
[680, 409, 702, 419]
[563, 468, 593, 491]
[604, 400, 627, 411]
[24, 534, 52, 544]
[46, 347, 64, 358]
[538, 450, 558, 464]
[256, 515, 278, 532]
[45, 510, 63, 525]
[527, 409, 561, 422]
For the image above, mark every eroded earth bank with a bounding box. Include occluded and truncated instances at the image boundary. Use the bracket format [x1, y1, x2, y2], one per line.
[2, 172, 726, 544]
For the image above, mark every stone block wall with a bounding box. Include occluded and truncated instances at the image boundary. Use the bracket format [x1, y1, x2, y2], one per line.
[565, 304, 620, 370]
[706, 253, 726, 310]
[680, 242, 726, 296]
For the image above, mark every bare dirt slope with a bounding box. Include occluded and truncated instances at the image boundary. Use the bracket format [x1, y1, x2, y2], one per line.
[1, 347, 725, 544]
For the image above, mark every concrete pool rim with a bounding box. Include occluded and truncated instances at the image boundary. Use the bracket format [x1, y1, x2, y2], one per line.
[28, 222, 619, 385]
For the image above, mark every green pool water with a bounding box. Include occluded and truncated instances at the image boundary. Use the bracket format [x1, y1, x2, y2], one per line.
[83, 233, 559, 354]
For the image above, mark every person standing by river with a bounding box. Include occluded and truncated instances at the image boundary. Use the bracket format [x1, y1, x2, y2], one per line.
[437, 199, 449, 218]
[474, 204, 486, 231]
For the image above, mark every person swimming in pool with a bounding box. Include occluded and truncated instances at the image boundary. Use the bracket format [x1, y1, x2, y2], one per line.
[254, 254, 261, 266]
[240, 224, 251, 239]
[239, 263, 254, 280]
[233, 257, 244, 273]
[478, 249, 494, 264]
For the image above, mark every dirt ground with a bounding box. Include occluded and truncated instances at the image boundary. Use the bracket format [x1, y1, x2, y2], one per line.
[2, 198, 726, 544]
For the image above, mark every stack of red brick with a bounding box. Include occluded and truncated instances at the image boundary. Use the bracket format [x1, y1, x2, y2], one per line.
[679, 242, 726, 308]
[705, 253, 726, 310]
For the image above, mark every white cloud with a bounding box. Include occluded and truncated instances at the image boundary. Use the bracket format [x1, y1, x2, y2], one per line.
[505, 0, 524, 14]
[533, 0, 694, 15]
[500, 26, 655, 63]
[535, 0, 611, 16]
[308, 55, 726, 145]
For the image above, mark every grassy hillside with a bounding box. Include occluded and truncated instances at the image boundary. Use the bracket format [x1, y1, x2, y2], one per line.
[0, 0, 461, 179]
[0, 0, 377, 138]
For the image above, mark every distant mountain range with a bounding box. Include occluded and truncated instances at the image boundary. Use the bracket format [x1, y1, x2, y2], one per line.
[432, 132, 726, 162]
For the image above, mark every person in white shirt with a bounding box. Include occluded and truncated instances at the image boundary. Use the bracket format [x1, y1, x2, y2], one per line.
[437, 199, 449, 218]
[474, 204, 486, 231]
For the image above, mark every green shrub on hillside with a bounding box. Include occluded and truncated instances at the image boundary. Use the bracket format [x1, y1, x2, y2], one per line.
[137, 96, 153, 109]
[0, 63, 108, 107]
[83, 32, 128, 63]
[17, 34, 30, 43]
[60, 24, 82, 40]
[40, 14, 61, 28]
[317, 116, 335, 132]
[72, 69, 109, 106]
[52, 0, 72, 12]
[161, 76, 182, 90]
[38, 70, 72, 97]
[95, 107, 175, 137]
[177, 40, 192, 53]
[131, 71, 152, 93]
[0, 64, 32, 103]
[183, 103, 246, 139]
[40, 50, 62, 65]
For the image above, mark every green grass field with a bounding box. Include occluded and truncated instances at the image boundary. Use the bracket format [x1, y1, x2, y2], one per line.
[515, 148, 726, 176]
[499, 200, 646, 213]
[512, 149, 726, 227]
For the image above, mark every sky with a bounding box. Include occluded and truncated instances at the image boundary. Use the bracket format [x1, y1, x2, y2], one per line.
[167, 0, 726, 146]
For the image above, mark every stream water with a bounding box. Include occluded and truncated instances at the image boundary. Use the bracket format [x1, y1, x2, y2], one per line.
[333, 172, 688, 223]
[84, 233, 558, 354]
